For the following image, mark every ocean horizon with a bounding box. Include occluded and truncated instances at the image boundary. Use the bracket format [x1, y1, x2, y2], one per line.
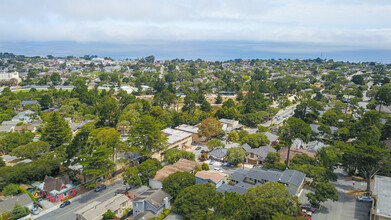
[1, 41, 390, 63]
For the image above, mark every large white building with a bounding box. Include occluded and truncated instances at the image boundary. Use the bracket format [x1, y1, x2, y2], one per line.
[0, 71, 21, 83]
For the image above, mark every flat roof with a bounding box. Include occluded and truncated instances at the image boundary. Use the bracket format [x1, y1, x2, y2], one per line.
[162, 128, 193, 144]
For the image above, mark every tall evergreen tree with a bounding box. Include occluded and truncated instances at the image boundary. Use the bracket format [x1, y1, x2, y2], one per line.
[40, 111, 71, 148]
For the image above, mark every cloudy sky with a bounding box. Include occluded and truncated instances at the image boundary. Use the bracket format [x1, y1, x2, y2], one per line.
[1, 0, 391, 60]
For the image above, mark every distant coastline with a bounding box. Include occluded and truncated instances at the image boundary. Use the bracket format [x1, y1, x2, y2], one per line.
[1, 41, 391, 63]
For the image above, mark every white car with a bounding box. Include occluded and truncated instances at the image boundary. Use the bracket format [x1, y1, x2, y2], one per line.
[214, 168, 223, 172]
[357, 196, 373, 202]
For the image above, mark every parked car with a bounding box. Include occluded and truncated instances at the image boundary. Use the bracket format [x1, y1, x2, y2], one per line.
[293, 213, 312, 220]
[209, 160, 215, 165]
[95, 184, 107, 192]
[357, 196, 374, 202]
[30, 207, 39, 215]
[300, 205, 315, 213]
[60, 201, 71, 208]
[214, 167, 223, 172]
[195, 146, 201, 150]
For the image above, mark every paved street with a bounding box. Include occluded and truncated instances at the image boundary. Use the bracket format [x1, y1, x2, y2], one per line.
[34, 181, 126, 220]
[300, 168, 372, 220]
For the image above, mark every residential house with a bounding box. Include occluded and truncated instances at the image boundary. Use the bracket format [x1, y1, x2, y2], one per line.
[217, 180, 261, 195]
[195, 170, 227, 188]
[75, 194, 131, 220]
[278, 147, 316, 161]
[162, 128, 193, 150]
[132, 189, 172, 217]
[219, 118, 242, 132]
[0, 193, 34, 213]
[229, 167, 305, 195]
[371, 175, 391, 220]
[69, 120, 95, 134]
[14, 123, 35, 132]
[0, 124, 14, 132]
[149, 159, 196, 189]
[21, 100, 40, 107]
[174, 124, 199, 135]
[12, 110, 37, 122]
[37, 175, 76, 202]
[207, 147, 228, 162]
[242, 144, 276, 165]
[310, 124, 338, 136]
[261, 132, 280, 146]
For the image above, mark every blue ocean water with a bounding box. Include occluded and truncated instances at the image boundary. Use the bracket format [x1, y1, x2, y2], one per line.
[0, 41, 390, 63]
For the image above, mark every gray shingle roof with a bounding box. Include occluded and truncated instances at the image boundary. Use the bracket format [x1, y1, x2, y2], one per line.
[279, 169, 306, 187]
[230, 169, 248, 182]
[0, 193, 33, 213]
[207, 147, 228, 160]
[216, 184, 248, 195]
[133, 189, 172, 209]
[261, 132, 279, 143]
[247, 167, 283, 182]
[243, 145, 276, 160]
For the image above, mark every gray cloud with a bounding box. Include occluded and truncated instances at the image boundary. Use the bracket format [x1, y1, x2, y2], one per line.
[0, 0, 391, 52]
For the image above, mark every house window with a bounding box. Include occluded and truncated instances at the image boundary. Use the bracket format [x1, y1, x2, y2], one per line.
[63, 191, 68, 197]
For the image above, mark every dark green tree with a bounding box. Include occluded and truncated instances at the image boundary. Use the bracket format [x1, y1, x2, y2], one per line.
[127, 115, 167, 155]
[40, 111, 71, 148]
[9, 203, 29, 220]
[11, 141, 50, 159]
[215, 94, 223, 104]
[173, 183, 222, 219]
[3, 184, 21, 196]
[138, 158, 162, 184]
[226, 147, 247, 166]
[162, 171, 196, 199]
[80, 146, 114, 182]
[244, 182, 300, 220]
[50, 72, 61, 85]
[122, 167, 142, 187]
[102, 209, 116, 220]
[215, 192, 250, 220]
[306, 182, 338, 208]
[375, 86, 391, 113]
[163, 148, 195, 164]
[278, 117, 314, 166]
[240, 133, 270, 148]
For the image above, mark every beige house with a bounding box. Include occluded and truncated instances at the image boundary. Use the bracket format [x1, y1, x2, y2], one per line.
[75, 194, 131, 220]
[149, 159, 196, 189]
[162, 128, 193, 150]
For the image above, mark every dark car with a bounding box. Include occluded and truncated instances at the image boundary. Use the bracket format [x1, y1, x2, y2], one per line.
[95, 184, 107, 192]
[195, 146, 201, 150]
[300, 205, 315, 213]
[60, 201, 71, 208]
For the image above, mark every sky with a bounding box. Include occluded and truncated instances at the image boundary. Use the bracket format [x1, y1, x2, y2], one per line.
[1, 0, 391, 62]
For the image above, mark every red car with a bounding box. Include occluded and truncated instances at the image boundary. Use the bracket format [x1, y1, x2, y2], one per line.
[301, 205, 316, 213]
[293, 213, 312, 220]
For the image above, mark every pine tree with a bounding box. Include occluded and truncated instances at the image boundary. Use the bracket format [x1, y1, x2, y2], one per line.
[40, 111, 71, 148]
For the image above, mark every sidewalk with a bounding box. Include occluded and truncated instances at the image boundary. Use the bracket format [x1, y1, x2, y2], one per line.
[31, 178, 123, 219]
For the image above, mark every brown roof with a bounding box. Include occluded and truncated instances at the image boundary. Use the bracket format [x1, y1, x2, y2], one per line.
[195, 170, 226, 184]
[278, 147, 316, 161]
[152, 159, 195, 182]
[14, 125, 34, 131]
[43, 175, 71, 192]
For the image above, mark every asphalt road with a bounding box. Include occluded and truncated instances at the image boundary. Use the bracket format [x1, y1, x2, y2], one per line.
[300, 168, 372, 220]
[34, 182, 126, 220]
